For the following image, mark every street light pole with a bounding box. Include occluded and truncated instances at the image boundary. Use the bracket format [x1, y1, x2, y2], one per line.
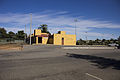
[85, 32, 88, 45]
[74, 19, 77, 39]
[111, 34, 114, 44]
[30, 13, 32, 45]
[102, 33, 104, 40]
[112, 34, 114, 39]
[25, 25, 26, 42]
[85, 32, 87, 41]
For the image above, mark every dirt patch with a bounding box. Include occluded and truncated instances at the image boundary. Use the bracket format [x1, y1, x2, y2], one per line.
[0, 43, 23, 50]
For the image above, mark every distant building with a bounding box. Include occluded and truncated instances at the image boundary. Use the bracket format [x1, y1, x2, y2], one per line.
[31, 29, 76, 45]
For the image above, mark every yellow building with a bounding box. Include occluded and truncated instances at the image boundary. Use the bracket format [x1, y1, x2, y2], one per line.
[53, 31, 76, 45]
[32, 29, 49, 45]
[31, 29, 76, 45]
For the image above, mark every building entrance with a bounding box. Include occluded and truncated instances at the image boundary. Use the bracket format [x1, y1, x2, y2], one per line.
[38, 37, 42, 43]
[62, 38, 64, 45]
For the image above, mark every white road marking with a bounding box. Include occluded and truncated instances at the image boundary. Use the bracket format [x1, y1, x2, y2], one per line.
[85, 73, 103, 80]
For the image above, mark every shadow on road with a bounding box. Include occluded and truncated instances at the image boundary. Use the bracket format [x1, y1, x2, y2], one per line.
[66, 53, 120, 70]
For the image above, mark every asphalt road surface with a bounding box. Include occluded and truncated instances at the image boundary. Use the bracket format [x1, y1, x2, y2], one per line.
[0, 45, 120, 80]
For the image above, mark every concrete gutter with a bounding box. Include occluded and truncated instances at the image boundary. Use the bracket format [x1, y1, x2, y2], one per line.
[62, 47, 117, 49]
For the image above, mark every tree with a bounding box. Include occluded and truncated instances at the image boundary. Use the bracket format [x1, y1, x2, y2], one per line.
[95, 38, 101, 45]
[101, 39, 106, 45]
[88, 40, 93, 45]
[76, 38, 86, 45]
[38, 24, 50, 34]
[0, 28, 8, 38]
[16, 30, 25, 40]
[102, 39, 106, 42]
[8, 31, 16, 41]
[104, 40, 110, 45]
[8, 31, 15, 38]
[110, 38, 114, 43]
[118, 36, 120, 45]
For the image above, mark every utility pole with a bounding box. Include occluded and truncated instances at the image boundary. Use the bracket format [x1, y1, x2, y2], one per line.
[30, 13, 32, 45]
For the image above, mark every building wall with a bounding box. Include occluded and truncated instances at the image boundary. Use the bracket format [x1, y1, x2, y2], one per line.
[33, 30, 76, 45]
[34, 29, 41, 35]
[53, 34, 62, 45]
[42, 37, 48, 44]
[36, 37, 38, 44]
[34, 29, 48, 36]
[34, 29, 49, 44]
[53, 32, 76, 45]
[64, 35, 76, 45]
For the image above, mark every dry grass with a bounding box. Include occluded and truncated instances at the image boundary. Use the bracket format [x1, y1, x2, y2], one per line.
[0, 43, 23, 50]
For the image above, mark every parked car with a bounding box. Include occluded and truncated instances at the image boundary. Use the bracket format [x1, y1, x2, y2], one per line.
[108, 43, 119, 47]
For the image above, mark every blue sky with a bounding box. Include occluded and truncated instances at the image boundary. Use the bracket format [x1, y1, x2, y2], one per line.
[0, 0, 120, 40]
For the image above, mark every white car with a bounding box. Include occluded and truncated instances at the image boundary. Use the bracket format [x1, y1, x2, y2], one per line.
[108, 43, 119, 47]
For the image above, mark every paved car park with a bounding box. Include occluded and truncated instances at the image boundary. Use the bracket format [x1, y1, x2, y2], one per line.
[0, 45, 120, 80]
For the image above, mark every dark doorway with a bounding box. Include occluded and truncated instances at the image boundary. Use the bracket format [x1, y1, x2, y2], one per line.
[38, 37, 42, 43]
[31, 37, 36, 44]
[62, 38, 64, 45]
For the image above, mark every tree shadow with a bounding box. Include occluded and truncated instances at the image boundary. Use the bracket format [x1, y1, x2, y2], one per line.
[66, 53, 120, 70]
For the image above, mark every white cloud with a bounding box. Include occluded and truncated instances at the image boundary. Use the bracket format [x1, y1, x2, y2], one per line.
[0, 11, 120, 40]
[48, 27, 113, 40]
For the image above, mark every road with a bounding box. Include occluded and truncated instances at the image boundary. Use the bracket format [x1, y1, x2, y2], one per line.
[0, 45, 120, 80]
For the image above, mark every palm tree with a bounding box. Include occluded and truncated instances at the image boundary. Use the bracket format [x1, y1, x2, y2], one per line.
[38, 24, 51, 34]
